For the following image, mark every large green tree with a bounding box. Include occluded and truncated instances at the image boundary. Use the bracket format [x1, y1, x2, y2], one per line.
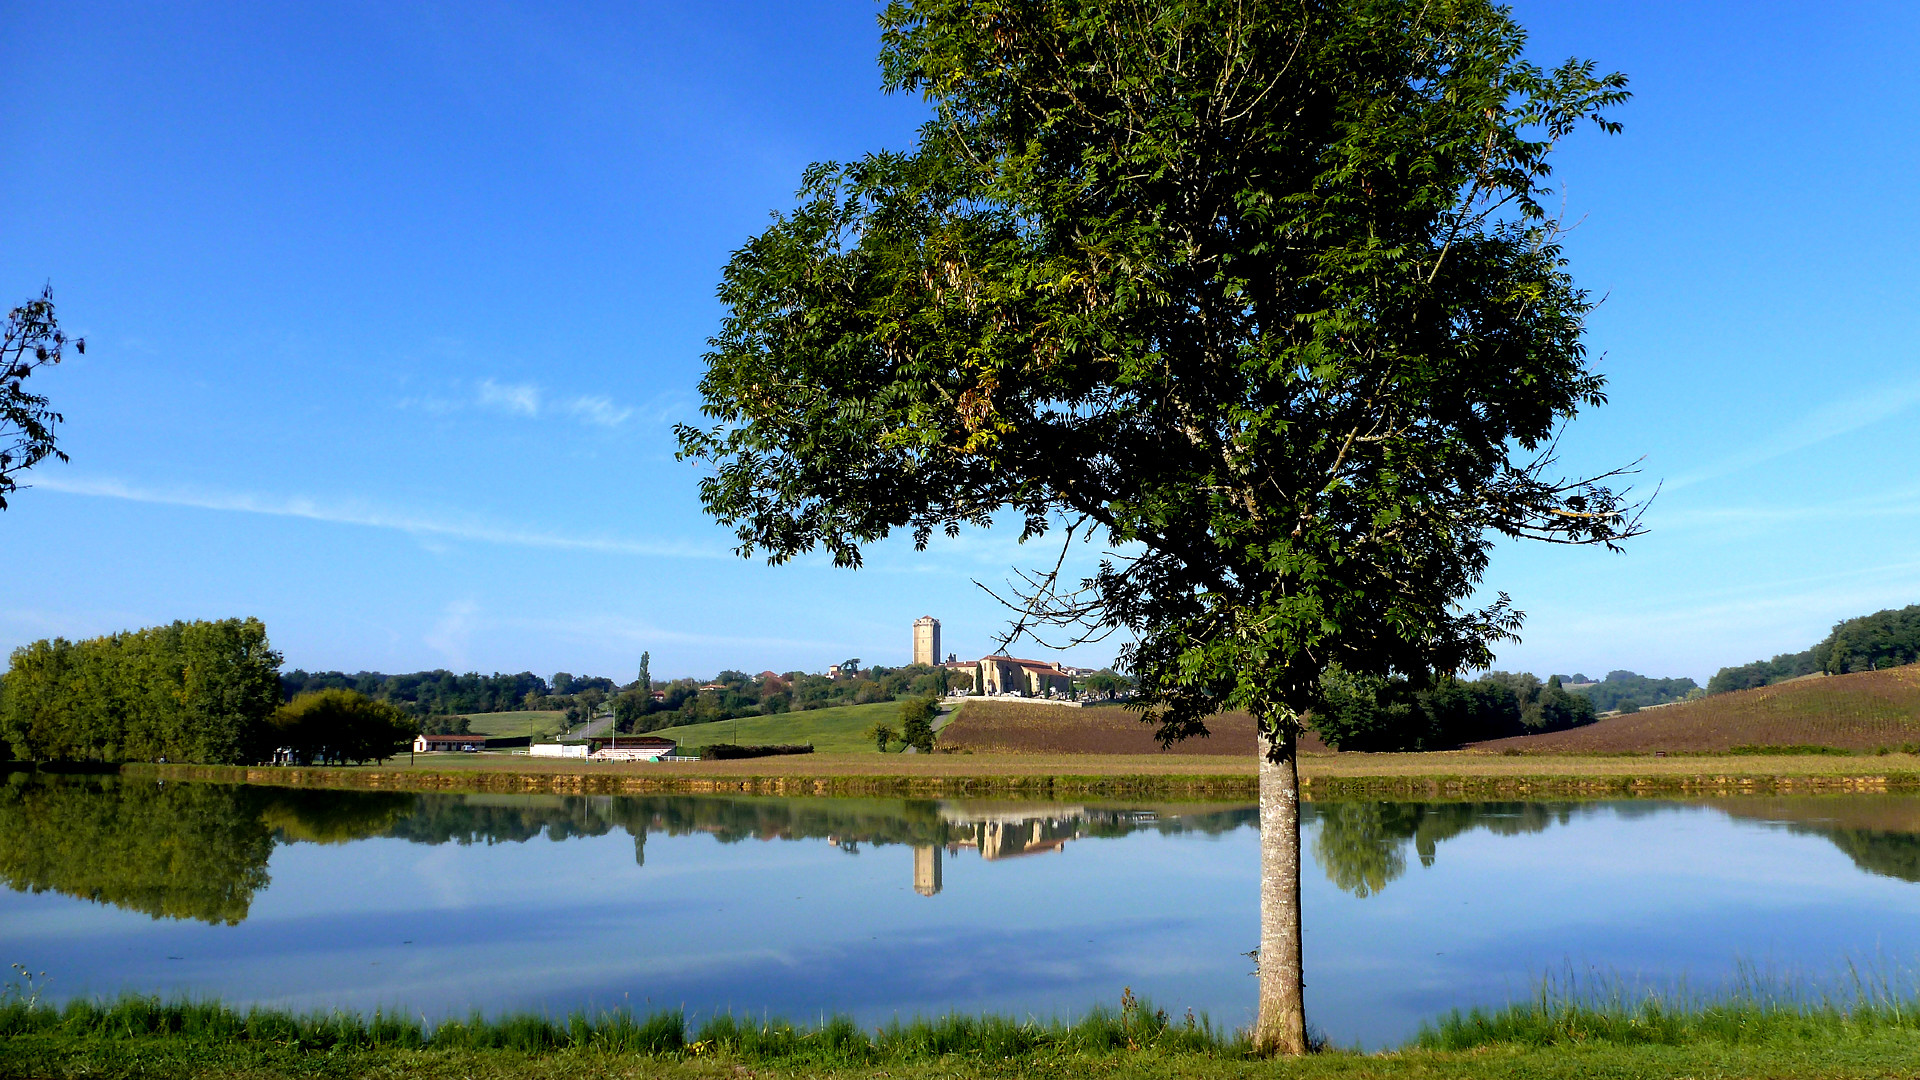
[679, 0, 1637, 1053]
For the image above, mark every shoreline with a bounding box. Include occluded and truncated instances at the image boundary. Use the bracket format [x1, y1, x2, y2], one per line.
[104, 750, 1920, 799]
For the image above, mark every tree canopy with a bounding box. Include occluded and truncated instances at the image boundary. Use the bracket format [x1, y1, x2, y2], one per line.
[269, 689, 417, 765]
[0, 618, 282, 764]
[681, 0, 1635, 737]
[1, 286, 82, 510]
[678, 0, 1635, 1053]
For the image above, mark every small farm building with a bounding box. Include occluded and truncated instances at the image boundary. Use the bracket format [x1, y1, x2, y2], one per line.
[413, 734, 532, 753]
[415, 733, 487, 753]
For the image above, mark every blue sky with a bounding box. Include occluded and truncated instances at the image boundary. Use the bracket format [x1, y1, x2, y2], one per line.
[3, 1, 1916, 684]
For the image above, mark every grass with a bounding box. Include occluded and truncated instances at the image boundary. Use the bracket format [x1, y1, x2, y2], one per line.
[1478, 665, 1920, 754]
[12, 984, 1920, 1079]
[649, 701, 908, 754]
[459, 712, 569, 739]
[1418, 968, 1920, 1050]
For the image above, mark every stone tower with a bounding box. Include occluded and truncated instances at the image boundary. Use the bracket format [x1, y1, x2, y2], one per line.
[913, 615, 941, 667]
[913, 844, 943, 896]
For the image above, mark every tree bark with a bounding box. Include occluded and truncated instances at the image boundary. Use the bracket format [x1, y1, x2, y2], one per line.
[1252, 727, 1308, 1055]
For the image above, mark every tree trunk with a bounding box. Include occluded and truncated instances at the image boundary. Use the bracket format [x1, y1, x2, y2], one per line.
[1252, 727, 1308, 1055]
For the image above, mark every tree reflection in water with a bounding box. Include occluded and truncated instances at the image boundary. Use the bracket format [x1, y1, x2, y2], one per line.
[1308, 802, 1577, 897]
[0, 772, 279, 925]
[1308, 797, 1920, 898]
[1700, 796, 1920, 884]
[0, 772, 1257, 924]
[9, 772, 1917, 925]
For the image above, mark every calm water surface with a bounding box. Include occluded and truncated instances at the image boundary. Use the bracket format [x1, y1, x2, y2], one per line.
[4, 773, 1919, 1048]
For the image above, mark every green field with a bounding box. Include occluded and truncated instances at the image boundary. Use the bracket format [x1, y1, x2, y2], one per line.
[458, 711, 569, 739]
[650, 701, 910, 754]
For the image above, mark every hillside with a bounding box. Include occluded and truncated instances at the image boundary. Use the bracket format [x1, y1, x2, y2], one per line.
[1472, 665, 1920, 753]
[459, 711, 568, 739]
[648, 701, 904, 754]
[937, 700, 1329, 755]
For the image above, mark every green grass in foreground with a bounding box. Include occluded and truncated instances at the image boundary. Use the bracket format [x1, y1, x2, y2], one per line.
[649, 701, 907, 754]
[458, 711, 569, 739]
[11, 982, 1920, 1079]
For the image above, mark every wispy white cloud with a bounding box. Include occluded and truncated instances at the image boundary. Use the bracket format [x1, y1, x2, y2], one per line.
[1656, 482, 1920, 535]
[562, 394, 634, 427]
[473, 379, 638, 427]
[1668, 379, 1920, 490]
[34, 475, 722, 559]
[476, 378, 543, 418]
[400, 378, 655, 428]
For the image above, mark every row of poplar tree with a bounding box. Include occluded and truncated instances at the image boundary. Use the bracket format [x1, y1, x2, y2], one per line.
[0, 617, 413, 764]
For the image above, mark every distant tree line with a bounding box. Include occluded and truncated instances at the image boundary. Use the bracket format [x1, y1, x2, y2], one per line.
[1559, 670, 1699, 714]
[1709, 604, 1920, 694]
[279, 669, 553, 718]
[1310, 669, 1597, 752]
[613, 663, 954, 734]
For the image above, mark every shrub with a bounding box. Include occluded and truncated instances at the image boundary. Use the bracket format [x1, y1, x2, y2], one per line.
[899, 697, 937, 752]
[697, 743, 813, 760]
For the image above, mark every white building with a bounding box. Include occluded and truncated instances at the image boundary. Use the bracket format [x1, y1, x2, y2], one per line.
[588, 735, 678, 762]
[529, 742, 590, 759]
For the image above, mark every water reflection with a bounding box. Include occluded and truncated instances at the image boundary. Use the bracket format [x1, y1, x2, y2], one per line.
[0, 772, 277, 924]
[1701, 796, 1920, 884]
[9, 773, 1920, 1046]
[1304, 796, 1920, 898]
[0, 772, 1255, 923]
[1306, 802, 1571, 898]
[9, 769, 1920, 933]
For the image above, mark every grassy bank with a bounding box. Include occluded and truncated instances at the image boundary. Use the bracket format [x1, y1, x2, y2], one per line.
[9, 989, 1920, 1079]
[123, 748, 1920, 801]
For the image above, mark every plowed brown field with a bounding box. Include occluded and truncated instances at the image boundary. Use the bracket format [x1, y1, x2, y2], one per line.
[937, 700, 1329, 755]
[1474, 665, 1920, 753]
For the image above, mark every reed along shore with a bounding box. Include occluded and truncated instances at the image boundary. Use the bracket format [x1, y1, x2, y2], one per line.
[8, 984, 1920, 1080]
[115, 750, 1920, 801]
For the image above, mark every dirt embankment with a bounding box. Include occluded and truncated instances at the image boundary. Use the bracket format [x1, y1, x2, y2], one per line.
[1473, 666, 1920, 754]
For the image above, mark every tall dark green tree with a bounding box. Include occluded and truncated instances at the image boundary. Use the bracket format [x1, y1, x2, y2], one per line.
[268, 689, 416, 765]
[678, 0, 1637, 1053]
[2, 286, 82, 510]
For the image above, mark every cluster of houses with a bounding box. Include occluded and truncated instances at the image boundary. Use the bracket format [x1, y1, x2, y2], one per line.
[915, 616, 1090, 700]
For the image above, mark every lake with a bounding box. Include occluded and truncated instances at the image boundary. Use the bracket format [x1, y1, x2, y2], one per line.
[4, 772, 1919, 1049]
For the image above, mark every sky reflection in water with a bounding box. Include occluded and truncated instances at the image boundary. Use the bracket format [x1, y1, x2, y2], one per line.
[3, 775, 1918, 1049]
